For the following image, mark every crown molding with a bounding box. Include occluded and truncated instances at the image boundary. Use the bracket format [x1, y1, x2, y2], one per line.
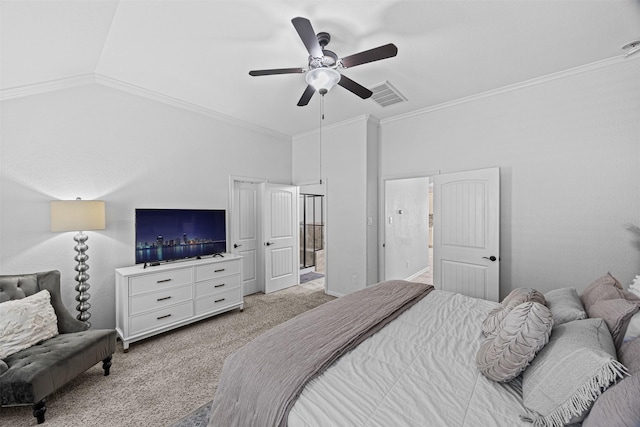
[93, 74, 290, 142]
[293, 114, 375, 139]
[1, 72, 290, 142]
[0, 74, 96, 101]
[381, 54, 640, 125]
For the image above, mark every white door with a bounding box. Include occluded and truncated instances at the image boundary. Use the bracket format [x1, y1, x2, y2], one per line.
[433, 167, 500, 301]
[232, 181, 261, 295]
[263, 184, 299, 293]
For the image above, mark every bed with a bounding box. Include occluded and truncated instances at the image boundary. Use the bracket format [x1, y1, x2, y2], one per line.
[207, 275, 640, 427]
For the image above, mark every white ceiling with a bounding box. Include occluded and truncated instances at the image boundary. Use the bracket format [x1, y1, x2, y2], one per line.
[2, 0, 640, 137]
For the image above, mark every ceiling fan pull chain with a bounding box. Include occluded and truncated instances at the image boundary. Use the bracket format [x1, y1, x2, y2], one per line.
[319, 95, 324, 185]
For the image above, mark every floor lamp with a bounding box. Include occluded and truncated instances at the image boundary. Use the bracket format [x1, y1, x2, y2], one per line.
[50, 198, 106, 328]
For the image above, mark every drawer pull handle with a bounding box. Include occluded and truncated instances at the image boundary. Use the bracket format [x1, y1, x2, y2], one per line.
[157, 296, 172, 301]
[215, 298, 226, 303]
[214, 284, 225, 288]
[157, 314, 172, 320]
[157, 279, 172, 283]
[214, 268, 225, 273]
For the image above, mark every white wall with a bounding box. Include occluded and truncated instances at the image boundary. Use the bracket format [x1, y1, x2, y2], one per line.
[293, 115, 378, 296]
[0, 83, 292, 328]
[381, 59, 640, 297]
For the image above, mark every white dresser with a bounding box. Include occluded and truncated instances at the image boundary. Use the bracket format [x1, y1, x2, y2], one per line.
[115, 255, 243, 350]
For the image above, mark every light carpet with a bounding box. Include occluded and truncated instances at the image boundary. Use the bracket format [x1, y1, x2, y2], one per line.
[0, 283, 334, 427]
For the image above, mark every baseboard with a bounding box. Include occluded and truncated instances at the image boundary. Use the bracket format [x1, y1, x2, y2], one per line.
[406, 266, 430, 281]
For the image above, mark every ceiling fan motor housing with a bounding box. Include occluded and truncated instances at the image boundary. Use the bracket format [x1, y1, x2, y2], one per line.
[309, 49, 338, 69]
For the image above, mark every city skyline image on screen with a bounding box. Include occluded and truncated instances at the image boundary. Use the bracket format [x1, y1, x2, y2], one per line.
[135, 209, 226, 264]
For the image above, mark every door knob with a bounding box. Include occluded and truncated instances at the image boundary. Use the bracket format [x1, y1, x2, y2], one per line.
[233, 243, 242, 249]
[265, 242, 273, 246]
[482, 256, 497, 262]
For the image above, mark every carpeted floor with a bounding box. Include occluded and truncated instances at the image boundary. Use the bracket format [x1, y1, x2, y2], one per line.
[0, 284, 334, 427]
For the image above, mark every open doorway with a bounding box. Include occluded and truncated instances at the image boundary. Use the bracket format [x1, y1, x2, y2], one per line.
[410, 183, 433, 285]
[382, 175, 433, 285]
[298, 182, 326, 293]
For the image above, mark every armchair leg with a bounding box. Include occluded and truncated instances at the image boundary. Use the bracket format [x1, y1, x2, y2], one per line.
[102, 355, 112, 376]
[33, 399, 46, 424]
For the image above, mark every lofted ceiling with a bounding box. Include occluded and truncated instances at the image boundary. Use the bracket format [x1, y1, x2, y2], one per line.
[2, 0, 640, 137]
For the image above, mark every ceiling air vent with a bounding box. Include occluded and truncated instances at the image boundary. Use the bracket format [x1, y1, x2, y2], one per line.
[370, 81, 407, 107]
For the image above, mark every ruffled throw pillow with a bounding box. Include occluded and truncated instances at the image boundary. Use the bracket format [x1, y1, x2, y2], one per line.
[477, 301, 554, 383]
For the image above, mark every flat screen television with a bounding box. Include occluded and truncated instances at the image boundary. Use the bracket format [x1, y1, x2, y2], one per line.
[135, 208, 226, 264]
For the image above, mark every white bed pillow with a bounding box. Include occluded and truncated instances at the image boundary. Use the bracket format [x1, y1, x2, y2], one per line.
[522, 318, 628, 427]
[0, 290, 59, 359]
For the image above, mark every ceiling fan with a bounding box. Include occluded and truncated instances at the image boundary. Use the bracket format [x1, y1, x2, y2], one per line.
[249, 17, 398, 106]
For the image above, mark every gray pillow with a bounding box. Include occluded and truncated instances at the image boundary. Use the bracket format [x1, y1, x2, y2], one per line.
[476, 302, 553, 383]
[0, 360, 8, 375]
[581, 374, 640, 427]
[481, 288, 547, 337]
[580, 272, 624, 311]
[588, 299, 638, 349]
[544, 287, 586, 326]
[619, 336, 640, 374]
[522, 318, 628, 426]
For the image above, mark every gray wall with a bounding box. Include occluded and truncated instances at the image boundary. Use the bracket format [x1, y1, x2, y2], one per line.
[0, 83, 292, 328]
[293, 116, 379, 296]
[380, 59, 640, 297]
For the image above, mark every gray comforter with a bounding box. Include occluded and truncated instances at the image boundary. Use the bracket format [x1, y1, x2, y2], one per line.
[207, 280, 433, 427]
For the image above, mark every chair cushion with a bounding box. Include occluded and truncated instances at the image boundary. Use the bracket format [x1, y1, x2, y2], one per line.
[0, 329, 116, 405]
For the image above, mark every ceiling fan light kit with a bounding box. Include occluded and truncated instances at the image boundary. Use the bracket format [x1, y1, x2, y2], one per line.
[249, 17, 398, 106]
[305, 68, 341, 95]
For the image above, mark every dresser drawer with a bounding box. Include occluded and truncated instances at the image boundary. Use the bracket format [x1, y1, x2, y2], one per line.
[195, 260, 240, 282]
[129, 268, 192, 296]
[129, 284, 192, 316]
[195, 274, 241, 299]
[195, 287, 241, 316]
[129, 301, 193, 335]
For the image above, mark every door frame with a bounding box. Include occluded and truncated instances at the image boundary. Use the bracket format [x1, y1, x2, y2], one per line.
[379, 171, 439, 282]
[229, 175, 267, 293]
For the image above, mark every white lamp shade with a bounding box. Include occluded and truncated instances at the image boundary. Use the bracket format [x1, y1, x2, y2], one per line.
[51, 200, 106, 232]
[305, 68, 341, 93]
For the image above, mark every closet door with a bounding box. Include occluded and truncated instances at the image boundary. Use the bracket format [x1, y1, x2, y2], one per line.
[232, 181, 261, 296]
[433, 167, 500, 301]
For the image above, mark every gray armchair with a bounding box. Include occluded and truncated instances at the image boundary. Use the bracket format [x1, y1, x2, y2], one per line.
[0, 270, 116, 424]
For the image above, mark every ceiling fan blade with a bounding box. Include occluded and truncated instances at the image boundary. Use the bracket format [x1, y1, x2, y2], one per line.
[297, 85, 316, 106]
[292, 17, 323, 58]
[340, 43, 398, 68]
[249, 68, 305, 76]
[338, 75, 373, 99]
